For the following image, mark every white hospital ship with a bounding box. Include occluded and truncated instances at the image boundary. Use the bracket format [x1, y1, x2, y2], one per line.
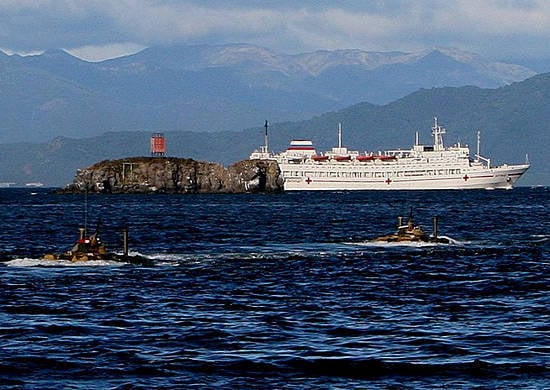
[250, 118, 529, 190]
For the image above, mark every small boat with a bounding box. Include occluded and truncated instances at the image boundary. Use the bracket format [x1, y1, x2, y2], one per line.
[44, 222, 153, 265]
[311, 155, 329, 162]
[373, 210, 450, 244]
[356, 155, 376, 162]
[333, 155, 351, 161]
[376, 155, 397, 161]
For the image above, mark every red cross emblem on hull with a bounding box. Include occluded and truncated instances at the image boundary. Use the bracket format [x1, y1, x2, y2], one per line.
[385, 178, 392, 185]
[305, 177, 312, 184]
[463, 174, 469, 181]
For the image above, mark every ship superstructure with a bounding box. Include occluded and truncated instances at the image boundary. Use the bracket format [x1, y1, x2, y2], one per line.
[250, 118, 529, 190]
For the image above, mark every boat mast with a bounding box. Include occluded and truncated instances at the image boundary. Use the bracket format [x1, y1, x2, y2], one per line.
[474, 130, 491, 168]
[476, 130, 481, 160]
[122, 224, 129, 257]
[84, 185, 88, 236]
[432, 117, 446, 151]
[338, 123, 342, 149]
[263, 120, 269, 153]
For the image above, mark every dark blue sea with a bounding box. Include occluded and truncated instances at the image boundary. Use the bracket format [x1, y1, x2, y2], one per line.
[0, 188, 548, 389]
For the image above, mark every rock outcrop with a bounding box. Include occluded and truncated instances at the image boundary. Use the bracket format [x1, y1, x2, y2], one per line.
[60, 157, 284, 194]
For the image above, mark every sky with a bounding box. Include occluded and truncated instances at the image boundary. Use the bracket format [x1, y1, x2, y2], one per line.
[1, 0, 549, 62]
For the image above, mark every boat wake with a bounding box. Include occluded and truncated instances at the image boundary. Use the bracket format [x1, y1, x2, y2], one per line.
[349, 235, 466, 247]
[3, 238, 472, 267]
[5, 257, 125, 267]
[8, 234, 539, 267]
[5, 250, 159, 267]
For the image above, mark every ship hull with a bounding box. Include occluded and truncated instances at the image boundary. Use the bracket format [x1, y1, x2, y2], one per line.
[280, 163, 529, 191]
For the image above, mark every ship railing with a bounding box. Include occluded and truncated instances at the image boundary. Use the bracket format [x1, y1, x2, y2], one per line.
[249, 149, 275, 160]
[385, 149, 410, 156]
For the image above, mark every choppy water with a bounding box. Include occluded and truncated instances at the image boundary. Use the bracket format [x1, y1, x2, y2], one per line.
[0, 188, 548, 389]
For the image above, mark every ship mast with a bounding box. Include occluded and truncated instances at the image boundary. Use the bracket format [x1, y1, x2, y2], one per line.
[338, 122, 342, 149]
[263, 120, 269, 153]
[432, 117, 446, 151]
[474, 129, 491, 168]
[476, 130, 481, 160]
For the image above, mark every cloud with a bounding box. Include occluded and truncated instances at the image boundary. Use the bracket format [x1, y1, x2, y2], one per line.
[0, 0, 127, 50]
[0, 0, 549, 60]
[105, 1, 283, 43]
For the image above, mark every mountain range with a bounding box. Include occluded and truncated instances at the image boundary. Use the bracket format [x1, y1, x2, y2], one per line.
[1, 71, 548, 187]
[0, 44, 536, 144]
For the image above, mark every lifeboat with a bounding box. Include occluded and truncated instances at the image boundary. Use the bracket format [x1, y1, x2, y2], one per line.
[359, 154, 397, 161]
[377, 155, 397, 161]
[333, 155, 351, 162]
[311, 155, 329, 162]
[356, 155, 376, 162]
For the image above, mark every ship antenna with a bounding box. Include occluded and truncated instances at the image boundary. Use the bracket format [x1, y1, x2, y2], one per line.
[432, 116, 446, 151]
[121, 219, 129, 257]
[264, 120, 269, 153]
[338, 123, 342, 149]
[476, 130, 481, 161]
[84, 184, 88, 236]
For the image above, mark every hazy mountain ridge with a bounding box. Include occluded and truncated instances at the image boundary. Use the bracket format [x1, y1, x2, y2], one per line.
[121, 44, 533, 82]
[0, 44, 537, 143]
[1, 72, 548, 187]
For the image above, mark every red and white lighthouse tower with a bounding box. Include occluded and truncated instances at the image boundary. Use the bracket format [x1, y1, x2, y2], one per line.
[150, 133, 166, 157]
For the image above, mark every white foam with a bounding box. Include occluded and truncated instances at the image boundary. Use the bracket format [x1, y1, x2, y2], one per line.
[351, 241, 438, 248]
[6, 257, 123, 267]
[347, 235, 466, 247]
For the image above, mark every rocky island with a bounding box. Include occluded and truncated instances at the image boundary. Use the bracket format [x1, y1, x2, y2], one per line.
[59, 157, 283, 194]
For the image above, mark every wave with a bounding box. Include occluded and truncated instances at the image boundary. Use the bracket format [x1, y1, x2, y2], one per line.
[277, 357, 549, 379]
[0, 355, 546, 388]
[5, 257, 125, 267]
[530, 234, 549, 244]
[3, 233, 545, 268]
[347, 236, 468, 248]
[140, 356, 549, 381]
